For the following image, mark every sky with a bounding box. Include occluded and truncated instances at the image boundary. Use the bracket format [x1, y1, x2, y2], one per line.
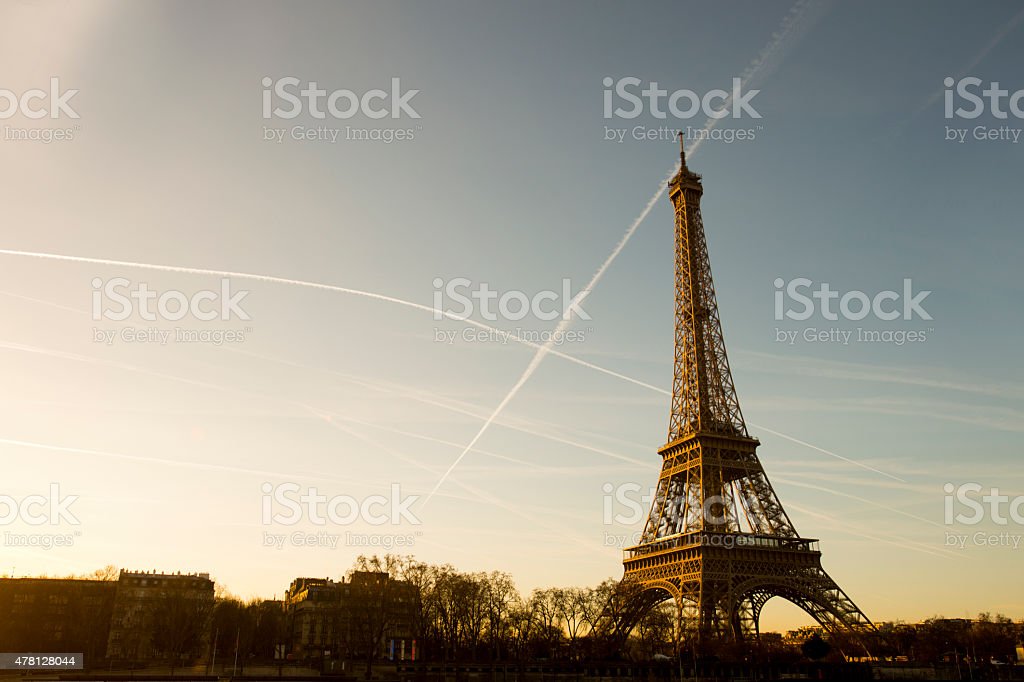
[1, 0, 1023, 633]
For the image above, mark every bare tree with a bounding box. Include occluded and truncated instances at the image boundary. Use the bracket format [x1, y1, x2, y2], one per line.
[483, 572, 518, 660]
[507, 598, 537, 662]
[151, 590, 213, 673]
[556, 587, 589, 659]
[348, 554, 406, 677]
[89, 565, 120, 581]
[530, 588, 563, 657]
[631, 602, 674, 661]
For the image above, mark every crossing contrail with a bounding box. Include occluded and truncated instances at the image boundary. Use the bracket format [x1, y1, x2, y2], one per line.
[0, 436, 335, 482]
[322, 417, 601, 551]
[0, 244, 899, 482]
[0, 248, 660, 393]
[911, 5, 1024, 119]
[225, 346, 650, 466]
[0, 247, 471, 323]
[423, 0, 828, 503]
[773, 475, 936, 527]
[785, 502, 964, 560]
[229, 343, 903, 481]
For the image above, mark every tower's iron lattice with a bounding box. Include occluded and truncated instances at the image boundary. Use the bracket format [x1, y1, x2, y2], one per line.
[614, 137, 874, 648]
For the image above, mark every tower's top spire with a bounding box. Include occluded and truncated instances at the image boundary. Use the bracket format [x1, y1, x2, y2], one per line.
[670, 131, 701, 191]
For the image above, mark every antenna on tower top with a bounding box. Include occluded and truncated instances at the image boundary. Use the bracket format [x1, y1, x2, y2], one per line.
[677, 131, 686, 168]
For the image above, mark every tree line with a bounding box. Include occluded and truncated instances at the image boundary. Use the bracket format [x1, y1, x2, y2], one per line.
[5, 558, 1022, 668]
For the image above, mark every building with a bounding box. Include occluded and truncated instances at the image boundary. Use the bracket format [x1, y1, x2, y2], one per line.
[347, 571, 418, 662]
[106, 569, 215, 664]
[0, 577, 117, 660]
[283, 577, 344, 660]
[783, 625, 825, 647]
[283, 572, 418, 662]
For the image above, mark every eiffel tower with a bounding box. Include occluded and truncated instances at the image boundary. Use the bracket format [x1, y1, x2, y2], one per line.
[617, 136, 874, 646]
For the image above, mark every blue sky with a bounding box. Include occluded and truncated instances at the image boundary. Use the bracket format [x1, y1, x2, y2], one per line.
[1, 0, 1023, 630]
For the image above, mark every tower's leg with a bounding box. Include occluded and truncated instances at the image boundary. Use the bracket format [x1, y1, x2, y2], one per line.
[733, 596, 758, 641]
[749, 593, 770, 639]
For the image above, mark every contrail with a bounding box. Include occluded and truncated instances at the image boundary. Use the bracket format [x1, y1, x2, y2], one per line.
[3, 333, 641, 518]
[2, 335, 910, 519]
[0, 436, 332, 482]
[228, 343, 901, 481]
[0, 290, 88, 316]
[323, 417, 601, 550]
[423, 0, 827, 503]
[912, 5, 1024, 118]
[421, 177, 669, 503]
[5, 333, 645, 503]
[1, 337, 587, 482]
[0, 248, 898, 481]
[0, 248, 660, 392]
[0, 339, 263, 398]
[750, 423, 904, 482]
[785, 502, 964, 560]
[0, 247, 475, 324]
[773, 475, 937, 527]
[34, 316, 907, 475]
[225, 347, 649, 466]
[1, 338, 570, 514]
